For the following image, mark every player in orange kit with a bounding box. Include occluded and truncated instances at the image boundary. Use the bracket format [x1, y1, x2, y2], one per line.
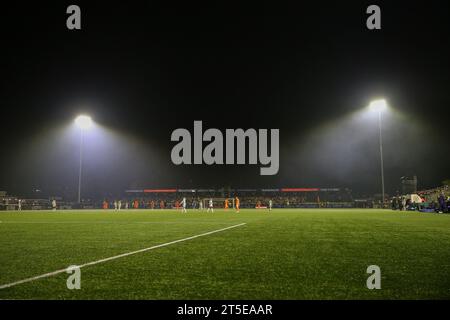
[224, 199, 229, 210]
[235, 196, 240, 213]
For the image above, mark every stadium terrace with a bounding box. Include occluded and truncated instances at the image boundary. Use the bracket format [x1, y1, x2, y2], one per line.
[170, 121, 279, 175]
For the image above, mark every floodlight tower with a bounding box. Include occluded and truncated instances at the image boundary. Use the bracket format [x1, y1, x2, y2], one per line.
[75, 115, 92, 203]
[369, 99, 387, 207]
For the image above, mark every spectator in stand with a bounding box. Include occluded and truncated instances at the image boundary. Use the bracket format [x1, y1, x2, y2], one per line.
[405, 198, 411, 210]
[392, 197, 398, 210]
[438, 193, 446, 213]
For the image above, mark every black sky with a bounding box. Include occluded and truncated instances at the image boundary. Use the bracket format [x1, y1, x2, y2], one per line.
[1, 1, 449, 199]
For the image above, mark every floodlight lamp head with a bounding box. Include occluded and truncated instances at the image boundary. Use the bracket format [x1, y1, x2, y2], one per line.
[75, 115, 92, 130]
[369, 99, 387, 112]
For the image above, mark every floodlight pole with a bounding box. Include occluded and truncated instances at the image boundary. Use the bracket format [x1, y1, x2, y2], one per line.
[378, 110, 385, 208]
[77, 129, 84, 203]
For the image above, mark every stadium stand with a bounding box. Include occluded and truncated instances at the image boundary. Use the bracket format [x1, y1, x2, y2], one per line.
[2, 184, 449, 212]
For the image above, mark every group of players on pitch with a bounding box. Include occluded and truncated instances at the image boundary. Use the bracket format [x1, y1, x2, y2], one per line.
[103, 197, 274, 212]
[179, 197, 240, 213]
[179, 197, 273, 213]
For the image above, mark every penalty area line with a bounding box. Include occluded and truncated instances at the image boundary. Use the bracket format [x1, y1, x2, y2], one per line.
[0, 222, 246, 290]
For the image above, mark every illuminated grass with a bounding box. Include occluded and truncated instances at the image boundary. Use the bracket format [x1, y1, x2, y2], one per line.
[0, 209, 449, 299]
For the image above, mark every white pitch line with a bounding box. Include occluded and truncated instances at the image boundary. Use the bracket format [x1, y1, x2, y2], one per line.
[0, 221, 230, 224]
[0, 222, 246, 290]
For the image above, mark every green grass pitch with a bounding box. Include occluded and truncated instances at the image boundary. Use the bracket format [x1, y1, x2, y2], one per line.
[0, 209, 450, 299]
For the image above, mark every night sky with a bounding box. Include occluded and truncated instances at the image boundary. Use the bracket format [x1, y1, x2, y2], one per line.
[1, 1, 449, 199]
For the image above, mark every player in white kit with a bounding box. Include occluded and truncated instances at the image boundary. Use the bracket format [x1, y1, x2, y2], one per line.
[118, 200, 122, 211]
[269, 199, 272, 211]
[181, 197, 187, 213]
[207, 198, 214, 213]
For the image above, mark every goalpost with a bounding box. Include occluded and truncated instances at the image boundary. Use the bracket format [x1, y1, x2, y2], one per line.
[201, 198, 235, 210]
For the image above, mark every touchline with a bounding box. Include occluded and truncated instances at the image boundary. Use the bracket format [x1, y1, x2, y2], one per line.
[171, 121, 279, 175]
